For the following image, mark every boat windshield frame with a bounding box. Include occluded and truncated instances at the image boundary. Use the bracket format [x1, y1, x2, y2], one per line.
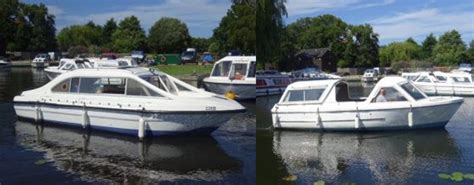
[279, 85, 328, 104]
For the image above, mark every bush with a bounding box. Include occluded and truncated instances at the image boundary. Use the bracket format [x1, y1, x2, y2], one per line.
[67, 45, 88, 58]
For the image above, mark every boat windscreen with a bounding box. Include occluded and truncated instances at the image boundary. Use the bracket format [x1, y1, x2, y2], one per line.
[400, 82, 425, 100]
[145, 75, 178, 95]
[284, 89, 325, 102]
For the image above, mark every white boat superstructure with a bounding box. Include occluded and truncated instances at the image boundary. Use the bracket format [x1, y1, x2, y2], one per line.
[362, 69, 379, 82]
[14, 67, 245, 137]
[31, 53, 51, 68]
[290, 67, 341, 82]
[0, 57, 11, 68]
[256, 70, 292, 96]
[88, 57, 137, 68]
[402, 71, 474, 96]
[203, 56, 256, 100]
[272, 76, 463, 131]
[44, 58, 93, 80]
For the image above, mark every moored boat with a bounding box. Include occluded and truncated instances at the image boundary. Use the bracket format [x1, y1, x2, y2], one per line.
[203, 56, 256, 100]
[256, 70, 291, 96]
[44, 58, 93, 80]
[402, 71, 474, 96]
[272, 76, 463, 131]
[31, 53, 51, 68]
[14, 67, 245, 137]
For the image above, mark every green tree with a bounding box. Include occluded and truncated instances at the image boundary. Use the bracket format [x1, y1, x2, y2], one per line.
[379, 40, 421, 66]
[148, 17, 191, 54]
[57, 22, 102, 51]
[211, 1, 256, 55]
[24, 3, 57, 51]
[467, 40, 474, 63]
[405, 37, 418, 45]
[432, 30, 466, 65]
[420, 33, 437, 60]
[0, 0, 20, 55]
[111, 16, 146, 53]
[256, 0, 286, 68]
[101, 18, 117, 49]
[191, 37, 211, 53]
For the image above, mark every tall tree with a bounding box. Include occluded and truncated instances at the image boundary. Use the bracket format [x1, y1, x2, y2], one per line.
[466, 40, 474, 63]
[211, 1, 256, 56]
[111, 16, 146, 53]
[23, 3, 57, 52]
[420, 33, 437, 60]
[0, 0, 19, 55]
[379, 40, 421, 66]
[57, 22, 102, 51]
[101, 18, 117, 49]
[432, 30, 466, 65]
[405, 37, 418, 46]
[257, 0, 287, 68]
[148, 17, 191, 54]
[191, 37, 211, 53]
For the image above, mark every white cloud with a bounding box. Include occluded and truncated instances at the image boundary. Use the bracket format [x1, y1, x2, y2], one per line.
[47, 5, 64, 16]
[58, 0, 231, 37]
[287, 0, 395, 16]
[369, 8, 474, 43]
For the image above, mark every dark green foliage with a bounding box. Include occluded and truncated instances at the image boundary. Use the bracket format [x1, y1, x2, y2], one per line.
[420, 33, 437, 60]
[148, 17, 191, 54]
[256, 0, 286, 68]
[101, 18, 117, 49]
[111, 16, 147, 53]
[467, 40, 474, 63]
[57, 23, 102, 51]
[191, 37, 211, 53]
[210, 1, 256, 56]
[379, 40, 421, 66]
[432, 30, 466, 65]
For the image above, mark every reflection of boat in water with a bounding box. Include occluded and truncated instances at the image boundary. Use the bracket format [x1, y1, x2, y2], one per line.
[15, 121, 241, 183]
[273, 130, 460, 184]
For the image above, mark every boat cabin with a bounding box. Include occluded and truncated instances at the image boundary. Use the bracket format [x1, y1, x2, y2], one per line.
[410, 72, 473, 84]
[278, 77, 427, 105]
[210, 56, 256, 80]
[45, 67, 212, 99]
[57, 59, 93, 70]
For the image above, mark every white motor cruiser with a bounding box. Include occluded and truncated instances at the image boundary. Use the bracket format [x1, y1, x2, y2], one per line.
[272, 76, 463, 131]
[203, 56, 256, 100]
[44, 58, 93, 80]
[361, 69, 379, 82]
[31, 53, 51, 68]
[402, 71, 474, 96]
[14, 67, 245, 137]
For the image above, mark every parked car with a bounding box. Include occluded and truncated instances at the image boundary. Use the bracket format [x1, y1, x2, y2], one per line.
[180, 48, 197, 64]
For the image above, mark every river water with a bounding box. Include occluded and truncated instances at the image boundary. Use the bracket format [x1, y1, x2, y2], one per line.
[257, 82, 474, 185]
[0, 68, 255, 185]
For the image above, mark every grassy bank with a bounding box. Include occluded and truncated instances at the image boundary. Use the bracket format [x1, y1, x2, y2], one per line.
[153, 64, 213, 76]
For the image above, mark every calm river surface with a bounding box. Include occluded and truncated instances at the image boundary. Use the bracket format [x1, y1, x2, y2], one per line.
[0, 68, 255, 185]
[257, 82, 474, 185]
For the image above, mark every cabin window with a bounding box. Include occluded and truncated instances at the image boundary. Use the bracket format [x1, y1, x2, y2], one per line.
[126, 79, 162, 96]
[451, 77, 470, 83]
[63, 63, 73, 70]
[79, 77, 126, 94]
[400, 83, 425, 100]
[70, 78, 80, 93]
[247, 62, 256, 77]
[231, 63, 247, 80]
[52, 79, 71, 92]
[416, 76, 431, 83]
[146, 75, 178, 95]
[284, 89, 324, 102]
[211, 61, 232, 77]
[435, 75, 447, 82]
[372, 87, 407, 102]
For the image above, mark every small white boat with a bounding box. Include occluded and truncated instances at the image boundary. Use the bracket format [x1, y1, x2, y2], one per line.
[272, 76, 463, 131]
[290, 67, 340, 82]
[256, 70, 292, 96]
[88, 57, 137, 68]
[0, 57, 11, 68]
[31, 53, 51, 68]
[402, 71, 474, 96]
[361, 69, 379, 82]
[14, 67, 245, 137]
[203, 56, 256, 100]
[44, 58, 93, 80]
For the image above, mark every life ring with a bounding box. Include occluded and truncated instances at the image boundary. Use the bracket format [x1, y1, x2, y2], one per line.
[160, 55, 166, 64]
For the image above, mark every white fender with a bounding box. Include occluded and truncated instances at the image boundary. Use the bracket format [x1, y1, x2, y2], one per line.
[408, 111, 414, 127]
[138, 117, 145, 139]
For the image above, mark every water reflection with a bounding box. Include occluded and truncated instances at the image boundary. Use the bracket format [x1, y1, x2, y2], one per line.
[272, 130, 460, 184]
[16, 121, 241, 184]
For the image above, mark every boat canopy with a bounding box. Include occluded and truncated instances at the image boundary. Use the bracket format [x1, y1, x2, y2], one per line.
[210, 56, 256, 80]
[279, 76, 427, 104]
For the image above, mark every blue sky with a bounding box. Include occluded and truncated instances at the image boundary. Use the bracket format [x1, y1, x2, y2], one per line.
[22, 0, 232, 38]
[285, 0, 474, 45]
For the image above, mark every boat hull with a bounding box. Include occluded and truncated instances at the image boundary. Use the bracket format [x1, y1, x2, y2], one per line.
[203, 81, 255, 100]
[256, 86, 286, 96]
[415, 83, 474, 96]
[273, 100, 462, 131]
[14, 102, 238, 136]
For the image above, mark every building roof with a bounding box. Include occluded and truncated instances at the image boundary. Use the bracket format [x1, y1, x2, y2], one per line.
[295, 48, 331, 58]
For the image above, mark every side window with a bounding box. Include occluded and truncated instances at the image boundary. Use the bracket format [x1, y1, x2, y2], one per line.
[70, 78, 80, 93]
[284, 89, 324, 102]
[79, 77, 126, 94]
[305, 89, 324, 101]
[126, 78, 162, 96]
[416, 76, 431, 83]
[372, 87, 407, 102]
[52, 79, 71, 92]
[211, 61, 231, 77]
[247, 62, 256, 77]
[232, 63, 247, 80]
[285, 90, 304, 102]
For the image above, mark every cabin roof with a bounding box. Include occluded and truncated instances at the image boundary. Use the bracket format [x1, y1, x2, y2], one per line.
[286, 79, 340, 90]
[217, 56, 256, 63]
[375, 76, 408, 87]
